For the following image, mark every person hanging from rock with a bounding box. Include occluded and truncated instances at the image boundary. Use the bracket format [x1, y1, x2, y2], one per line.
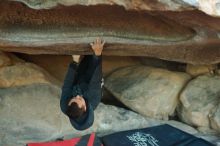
[60, 38, 105, 130]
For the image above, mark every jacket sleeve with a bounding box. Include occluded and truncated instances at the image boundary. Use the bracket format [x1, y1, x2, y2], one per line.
[60, 61, 77, 114]
[84, 55, 102, 109]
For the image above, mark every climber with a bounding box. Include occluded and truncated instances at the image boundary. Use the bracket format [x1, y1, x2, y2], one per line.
[60, 38, 105, 130]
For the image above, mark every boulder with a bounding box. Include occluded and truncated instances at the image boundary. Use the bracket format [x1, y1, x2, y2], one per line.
[92, 105, 199, 136]
[2, 2, 220, 65]
[0, 83, 63, 146]
[0, 83, 199, 146]
[177, 75, 220, 130]
[0, 63, 59, 88]
[105, 65, 191, 120]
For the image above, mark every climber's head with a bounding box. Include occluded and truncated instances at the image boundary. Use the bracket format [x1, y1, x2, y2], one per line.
[66, 95, 86, 119]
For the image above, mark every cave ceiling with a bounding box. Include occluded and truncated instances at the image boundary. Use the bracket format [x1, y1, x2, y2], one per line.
[0, 1, 220, 64]
[10, 0, 220, 17]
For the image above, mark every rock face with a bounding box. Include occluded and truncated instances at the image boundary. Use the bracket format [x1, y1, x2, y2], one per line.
[0, 53, 202, 145]
[12, 0, 220, 17]
[0, 83, 200, 146]
[178, 75, 220, 130]
[0, 84, 63, 146]
[105, 65, 191, 120]
[1, 1, 220, 65]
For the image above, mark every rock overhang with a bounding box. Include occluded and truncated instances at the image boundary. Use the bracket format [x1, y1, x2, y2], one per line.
[0, 1, 220, 65]
[11, 0, 220, 17]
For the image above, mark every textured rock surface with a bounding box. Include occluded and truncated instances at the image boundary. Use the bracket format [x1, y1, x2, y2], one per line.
[0, 2, 220, 64]
[0, 52, 219, 145]
[0, 83, 200, 146]
[0, 84, 63, 146]
[0, 63, 59, 88]
[105, 65, 191, 120]
[0, 2, 194, 42]
[178, 75, 220, 130]
[12, 0, 220, 17]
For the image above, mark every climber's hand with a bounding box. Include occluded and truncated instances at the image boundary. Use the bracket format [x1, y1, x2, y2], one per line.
[90, 38, 105, 56]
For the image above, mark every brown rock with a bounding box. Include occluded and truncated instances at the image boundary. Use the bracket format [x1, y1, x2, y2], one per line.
[0, 63, 59, 88]
[16, 54, 72, 82]
[0, 51, 12, 67]
[0, 2, 220, 65]
[186, 64, 218, 76]
[102, 56, 140, 76]
[16, 54, 140, 81]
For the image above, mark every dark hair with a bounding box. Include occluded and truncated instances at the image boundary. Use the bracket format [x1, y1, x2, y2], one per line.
[66, 102, 85, 119]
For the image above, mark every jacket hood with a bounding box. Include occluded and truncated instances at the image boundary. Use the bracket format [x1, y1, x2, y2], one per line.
[69, 100, 94, 131]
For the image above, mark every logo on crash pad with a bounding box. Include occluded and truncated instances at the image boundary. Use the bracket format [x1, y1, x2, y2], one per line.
[127, 132, 159, 146]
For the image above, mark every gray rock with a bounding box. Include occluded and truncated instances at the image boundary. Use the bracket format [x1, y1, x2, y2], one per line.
[0, 83, 63, 146]
[177, 75, 220, 130]
[105, 65, 191, 120]
[0, 83, 199, 146]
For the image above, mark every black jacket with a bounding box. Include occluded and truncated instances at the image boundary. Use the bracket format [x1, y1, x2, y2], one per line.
[60, 55, 102, 130]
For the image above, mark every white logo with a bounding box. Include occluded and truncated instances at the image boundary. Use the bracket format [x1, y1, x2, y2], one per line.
[127, 132, 159, 146]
